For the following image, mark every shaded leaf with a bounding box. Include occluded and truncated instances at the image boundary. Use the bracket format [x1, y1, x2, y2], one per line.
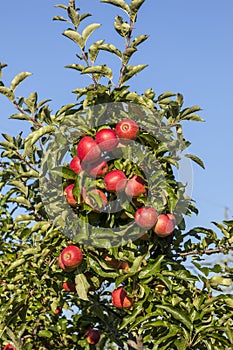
[185, 154, 205, 169]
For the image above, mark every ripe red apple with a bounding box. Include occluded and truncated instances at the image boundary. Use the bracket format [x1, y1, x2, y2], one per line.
[58, 254, 76, 272]
[116, 119, 139, 140]
[104, 170, 127, 192]
[62, 281, 76, 292]
[95, 128, 119, 151]
[85, 328, 100, 345]
[83, 158, 108, 178]
[135, 206, 158, 229]
[153, 213, 176, 237]
[76, 136, 101, 162]
[53, 305, 62, 315]
[84, 189, 107, 211]
[60, 245, 83, 269]
[3, 345, 16, 350]
[111, 286, 133, 309]
[125, 175, 146, 197]
[69, 156, 82, 174]
[64, 183, 77, 207]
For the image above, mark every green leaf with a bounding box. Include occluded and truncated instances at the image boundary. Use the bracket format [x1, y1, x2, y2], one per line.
[53, 15, 69, 22]
[0, 86, 14, 101]
[63, 29, 84, 49]
[5, 258, 26, 273]
[209, 276, 232, 287]
[9, 113, 32, 121]
[156, 304, 193, 330]
[81, 65, 113, 80]
[101, 0, 130, 14]
[139, 255, 164, 279]
[89, 40, 105, 63]
[82, 23, 101, 46]
[99, 43, 122, 58]
[75, 273, 90, 301]
[67, 6, 80, 27]
[185, 154, 205, 169]
[130, 0, 146, 20]
[25, 125, 55, 149]
[131, 34, 149, 47]
[121, 64, 148, 84]
[38, 330, 53, 338]
[114, 16, 130, 38]
[180, 106, 202, 117]
[10, 72, 32, 92]
[65, 64, 85, 72]
[51, 166, 77, 180]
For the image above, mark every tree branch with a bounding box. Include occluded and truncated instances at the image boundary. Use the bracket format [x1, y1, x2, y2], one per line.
[175, 245, 233, 258]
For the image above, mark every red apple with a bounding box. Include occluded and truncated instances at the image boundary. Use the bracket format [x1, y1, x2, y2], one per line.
[83, 158, 108, 178]
[3, 345, 16, 350]
[62, 281, 76, 292]
[104, 170, 127, 192]
[53, 305, 62, 315]
[112, 286, 133, 309]
[95, 128, 119, 151]
[153, 213, 176, 237]
[60, 245, 83, 269]
[125, 175, 146, 197]
[135, 206, 158, 229]
[69, 156, 82, 174]
[76, 136, 101, 162]
[64, 183, 77, 207]
[116, 119, 139, 140]
[58, 254, 76, 272]
[85, 328, 100, 345]
[84, 189, 107, 212]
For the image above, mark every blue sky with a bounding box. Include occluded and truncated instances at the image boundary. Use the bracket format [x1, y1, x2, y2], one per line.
[1, 0, 233, 232]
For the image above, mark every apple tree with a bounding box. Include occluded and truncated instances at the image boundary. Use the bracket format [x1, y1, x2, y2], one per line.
[1, 1, 233, 349]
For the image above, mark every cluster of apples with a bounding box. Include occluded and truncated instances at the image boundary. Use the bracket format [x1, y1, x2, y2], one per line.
[64, 118, 143, 212]
[64, 117, 176, 237]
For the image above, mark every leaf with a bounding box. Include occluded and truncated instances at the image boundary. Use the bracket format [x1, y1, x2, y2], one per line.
[81, 65, 113, 80]
[121, 64, 148, 84]
[156, 304, 193, 330]
[10, 72, 32, 91]
[114, 16, 130, 38]
[9, 113, 32, 121]
[88, 40, 105, 63]
[75, 273, 90, 301]
[67, 6, 80, 27]
[0, 86, 14, 101]
[53, 15, 69, 22]
[185, 154, 205, 169]
[99, 43, 122, 58]
[38, 330, 53, 338]
[65, 64, 85, 72]
[179, 113, 205, 122]
[131, 34, 149, 47]
[82, 23, 101, 46]
[139, 255, 164, 279]
[180, 106, 202, 118]
[101, 0, 130, 14]
[51, 166, 77, 180]
[25, 125, 55, 149]
[130, 0, 146, 20]
[63, 29, 84, 49]
[5, 258, 26, 274]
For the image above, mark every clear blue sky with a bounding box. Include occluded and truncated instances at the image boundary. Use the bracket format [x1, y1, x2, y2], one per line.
[1, 0, 233, 231]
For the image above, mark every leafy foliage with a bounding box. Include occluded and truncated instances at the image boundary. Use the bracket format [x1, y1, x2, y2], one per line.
[1, 1, 233, 349]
